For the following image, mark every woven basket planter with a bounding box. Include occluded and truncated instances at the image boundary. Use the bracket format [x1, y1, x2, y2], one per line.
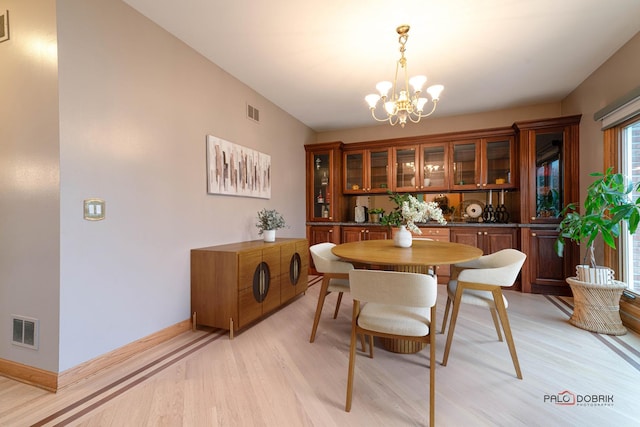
[566, 277, 627, 335]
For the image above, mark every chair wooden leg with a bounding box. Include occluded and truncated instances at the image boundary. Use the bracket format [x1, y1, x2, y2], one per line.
[429, 305, 436, 426]
[333, 291, 344, 319]
[345, 302, 359, 412]
[310, 277, 330, 343]
[489, 308, 503, 341]
[442, 285, 464, 366]
[441, 296, 452, 334]
[368, 335, 374, 359]
[492, 288, 523, 379]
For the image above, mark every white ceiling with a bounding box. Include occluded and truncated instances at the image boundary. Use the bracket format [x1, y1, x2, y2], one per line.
[123, 0, 640, 132]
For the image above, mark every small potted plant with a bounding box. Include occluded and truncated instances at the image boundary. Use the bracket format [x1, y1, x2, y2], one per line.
[555, 167, 640, 334]
[369, 208, 384, 223]
[256, 208, 286, 242]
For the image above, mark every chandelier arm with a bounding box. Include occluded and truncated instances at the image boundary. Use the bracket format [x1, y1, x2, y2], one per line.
[419, 101, 439, 118]
[369, 108, 392, 123]
[407, 101, 439, 123]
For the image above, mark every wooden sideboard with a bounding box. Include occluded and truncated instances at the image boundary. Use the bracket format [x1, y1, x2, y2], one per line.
[191, 238, 309, 337]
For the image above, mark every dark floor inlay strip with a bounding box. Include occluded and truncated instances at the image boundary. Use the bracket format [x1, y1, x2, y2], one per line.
[544, 295, 572, 317]
[591, 333, 640, 372]
[31, 330, 223, 427]
[546, 295, 640, 373]
[51, 332, 226, 427]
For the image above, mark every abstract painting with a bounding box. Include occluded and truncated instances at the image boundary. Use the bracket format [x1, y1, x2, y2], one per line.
[206, 135, 271, 199]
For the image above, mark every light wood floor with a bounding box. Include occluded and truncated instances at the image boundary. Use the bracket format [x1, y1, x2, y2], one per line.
[1, 276, 639, 426]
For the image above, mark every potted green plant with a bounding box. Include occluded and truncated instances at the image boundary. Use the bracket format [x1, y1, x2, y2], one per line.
[256, 208, 286, 242]
[368, 208, 384, 223]
[555, 167, 640, 334]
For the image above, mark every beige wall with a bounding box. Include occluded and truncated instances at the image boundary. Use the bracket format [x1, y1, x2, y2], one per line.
[55, 0, 314, 372]
[561, 31, 640, 264]
[0, 0, 60, 372]
[1, 0, 314, 374]
[563, 31, 640, 199]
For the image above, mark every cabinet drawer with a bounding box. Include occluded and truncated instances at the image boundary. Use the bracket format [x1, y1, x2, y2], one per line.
[418, 227, 449, 238]
[414, 227, 450, 281]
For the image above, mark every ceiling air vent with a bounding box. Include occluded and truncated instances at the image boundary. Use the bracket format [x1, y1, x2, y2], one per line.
[247, 104, 260, 123]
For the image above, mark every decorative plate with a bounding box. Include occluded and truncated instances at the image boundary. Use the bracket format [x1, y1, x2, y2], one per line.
[462, 199, 485, 219]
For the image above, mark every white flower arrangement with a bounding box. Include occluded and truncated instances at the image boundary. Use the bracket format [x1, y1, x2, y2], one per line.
[400, 195, 447, 234]
[381, 192, 447, 233]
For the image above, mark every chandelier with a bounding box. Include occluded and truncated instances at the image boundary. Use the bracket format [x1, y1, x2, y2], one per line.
[365, 25, 444, 128]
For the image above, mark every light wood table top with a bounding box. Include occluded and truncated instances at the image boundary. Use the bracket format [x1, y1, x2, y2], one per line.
[331, 239, 483, 267]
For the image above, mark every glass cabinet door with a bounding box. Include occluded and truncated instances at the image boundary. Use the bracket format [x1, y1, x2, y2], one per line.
[312, 152, 332, 220]
[451, 140, 480, 190]
[394, 147, 419, 191]
[344, 151, 364, 193]
[534, 131, 563, 220]
[421, 143, 448, 190]
[484, 137, 514, 188]
[368, 148, 390, 193]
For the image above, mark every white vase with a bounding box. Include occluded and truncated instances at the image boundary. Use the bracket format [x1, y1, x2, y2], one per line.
[394, 225, 412, 248]
[263, 229, 276, 242]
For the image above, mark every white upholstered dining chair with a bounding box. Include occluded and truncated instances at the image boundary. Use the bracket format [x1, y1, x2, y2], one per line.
[345, 269, 437, 425]
[440, 248, 526, 379]
[309, 242, 355, 343]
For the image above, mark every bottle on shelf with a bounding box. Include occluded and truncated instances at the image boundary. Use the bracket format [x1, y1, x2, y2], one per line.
[321, 171, 329, 185]
[322, 205, 329, 218]
[317, 190, 324, 204]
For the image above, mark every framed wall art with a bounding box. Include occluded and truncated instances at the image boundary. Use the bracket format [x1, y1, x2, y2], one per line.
[206, 135, 271, 199]
[0, 10, 9, 43]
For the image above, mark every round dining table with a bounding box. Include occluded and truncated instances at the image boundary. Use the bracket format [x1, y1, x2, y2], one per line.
[331, 238, 483, 353]
[331, 238, 483, 269]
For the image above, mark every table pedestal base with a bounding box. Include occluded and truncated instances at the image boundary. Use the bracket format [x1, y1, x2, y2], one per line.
[381, 338, 426, 354]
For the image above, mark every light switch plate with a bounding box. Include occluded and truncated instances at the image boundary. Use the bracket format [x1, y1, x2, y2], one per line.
[84, 199, 105, 221]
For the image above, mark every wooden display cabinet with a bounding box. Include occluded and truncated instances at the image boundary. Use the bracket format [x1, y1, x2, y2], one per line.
[521, 228, 576, 295]
[450, 134, 516, 191]
[393, 143, 450, 193]
[515, 115, 581, 294]
[341, 225, 390, 243]
[305, 142, 344, 222]
[450, 226, 518, 255]
[393, 145, 420, 192]
[343, 147, 391, 194]
[306, 224, 340, 274]
[482, 135, 516, 189]
[421, 143, 450, 191]
[515, 115, 581, 225]
[450, 139, 481, 190]
[191, 238, 308, 337]
[450, 226, 520, 289]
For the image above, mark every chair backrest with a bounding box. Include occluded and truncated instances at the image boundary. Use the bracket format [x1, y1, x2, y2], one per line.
[348, 270, 437, 308]
[309, 242, 354, 274]
[456, 249, 526, 287]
